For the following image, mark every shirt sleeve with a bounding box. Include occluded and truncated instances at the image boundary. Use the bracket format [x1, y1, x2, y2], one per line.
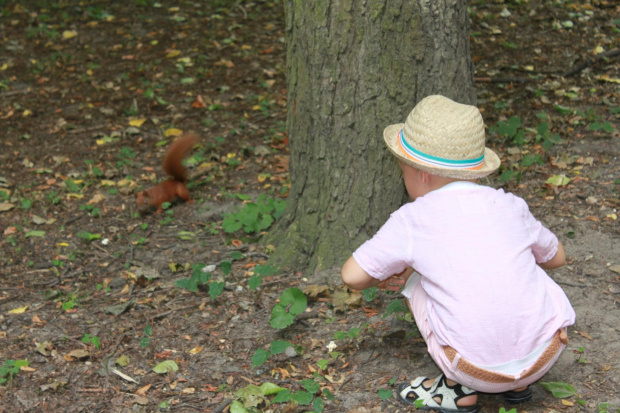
[521, 199, 559, 263]
[352, 208, 411, 281]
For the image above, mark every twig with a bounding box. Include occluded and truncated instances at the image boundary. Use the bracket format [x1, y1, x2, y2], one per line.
[212, 398, 233, 413]
[556, 280, 593, 288]
[564, 47, 620, 77]
[475, 76, 538, 84]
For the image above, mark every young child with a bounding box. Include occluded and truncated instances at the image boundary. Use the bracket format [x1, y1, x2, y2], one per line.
[341, 95, 575, 412]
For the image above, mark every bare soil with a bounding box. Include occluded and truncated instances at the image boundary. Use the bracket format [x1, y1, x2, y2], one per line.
[0, 1, 619, 412]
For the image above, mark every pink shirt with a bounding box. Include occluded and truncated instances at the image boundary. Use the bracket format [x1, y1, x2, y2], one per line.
[353, 182, 575, 365]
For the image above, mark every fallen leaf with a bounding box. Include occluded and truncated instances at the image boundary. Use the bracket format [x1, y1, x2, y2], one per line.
[129, 118, 147, 127]
[0, 202, 15, 211]
[8, 306, 28, 314]
[189, 347, 203, 354]
[546, 174, 571, 186]
[135, 384, 152, 396]
[62, 30, 78, 39]
[164, 128, 183, 137]
[153, 360, 178, 374]
[304, 285, 330, 298]
[64, 349, 90, 361]
[578, 331, 593, 340]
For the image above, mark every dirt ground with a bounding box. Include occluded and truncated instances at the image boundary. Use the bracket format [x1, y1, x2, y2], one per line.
[0, 1, 619, 412]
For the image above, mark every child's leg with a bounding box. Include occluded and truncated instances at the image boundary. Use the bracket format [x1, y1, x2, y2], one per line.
[401, 274, 478, 408]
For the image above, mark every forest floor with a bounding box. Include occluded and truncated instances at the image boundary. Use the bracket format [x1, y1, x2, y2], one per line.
[0, 1, 619, 412]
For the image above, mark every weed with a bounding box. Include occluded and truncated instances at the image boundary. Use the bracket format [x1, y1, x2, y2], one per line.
[81, 333, 101, 350]
[222, 194, 286, 234]
[0, 359, 29, 386]
[79, 203, 100, 217]
[139, 324, 152, 348]
[76, 231, 102, 242]
[270, 287, 307, 329]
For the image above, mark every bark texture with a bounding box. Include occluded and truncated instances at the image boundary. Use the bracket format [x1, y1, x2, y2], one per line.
[266, 0, 476, 274]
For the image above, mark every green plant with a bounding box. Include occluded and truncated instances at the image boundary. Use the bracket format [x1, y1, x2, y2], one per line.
[139, 324, 152, 347]
[270, 288, 307, 329]
[79, 203, 101, 217]
[222, 194, 286, 234]
[0, 359, 29, 385]
[176, 263, 212, 293]
[82, 333, 101, 350]
[251, 340, 296, 369]
[490, 116, 525, 145]
[248, 264, 276, 290]
[499, 408, 518, 413]
[229, 382, 289, 412]
[76, 231, 102, 242]
[362, 286, 378, 302]
[541, 381, 576, 398]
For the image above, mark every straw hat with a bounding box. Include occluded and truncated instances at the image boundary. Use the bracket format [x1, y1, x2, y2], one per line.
[383, 95, 500, 179]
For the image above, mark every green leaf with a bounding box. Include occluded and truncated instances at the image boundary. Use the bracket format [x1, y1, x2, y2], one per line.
[230, 251, 244, 260]
[383, 300, 405, 318]
[333, 331, 346, 340]
[378, 388, 393, 400]
[259, 382, 286, 395]
[553, 104, 573, 115]
[280, 287, 307, 315]
[209, 282, 225, 300]
[220, 260, 232, 275]
[270, 340, 292, 355]
[313, 397, 325, 412]
[300, 378, 320, 394]
[248, 275, 262, 290]
[152, 360, 178, 374]
[317, 359, 329, 370]
[292, 390, 313, 405]
[272, 389, 292, 403]
[545, 174, 571, 186]
[251, 349, 270, 369]
[347, 328, 362, 339]
[229, 400, 249, 413]
[25, 230, 46, 238]
[322, 387, 335, 401]
[362, 286, 378, 302]
[521, 153, 544, 167]
[270, 304, 295, 329]
[541, 381, 576, 398]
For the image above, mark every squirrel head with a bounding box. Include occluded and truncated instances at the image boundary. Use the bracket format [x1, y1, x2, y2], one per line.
[135, 191, 150, 210]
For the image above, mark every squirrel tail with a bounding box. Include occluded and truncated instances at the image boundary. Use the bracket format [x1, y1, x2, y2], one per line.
[162, 133, 199, 182]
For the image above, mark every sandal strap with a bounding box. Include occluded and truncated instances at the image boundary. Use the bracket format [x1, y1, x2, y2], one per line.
[398, 376, 431, 401]
[421, 374, 476, 410]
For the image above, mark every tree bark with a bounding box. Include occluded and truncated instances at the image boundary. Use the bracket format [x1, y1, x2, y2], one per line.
[265, 0, 476, 275]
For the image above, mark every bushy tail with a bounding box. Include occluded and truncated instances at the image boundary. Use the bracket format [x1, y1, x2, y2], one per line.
[162, 134, 199, 182]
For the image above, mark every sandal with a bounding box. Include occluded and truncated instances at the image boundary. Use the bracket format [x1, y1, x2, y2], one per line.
[397, 374, 478, 413]
[501, 386, 532, 404]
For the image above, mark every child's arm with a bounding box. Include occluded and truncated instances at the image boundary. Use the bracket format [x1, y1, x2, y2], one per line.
[538, 241, 566, 270]
[341, 256, 382, 291]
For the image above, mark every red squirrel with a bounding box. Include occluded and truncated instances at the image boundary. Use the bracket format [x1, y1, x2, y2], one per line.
[135, 134, 198, 214]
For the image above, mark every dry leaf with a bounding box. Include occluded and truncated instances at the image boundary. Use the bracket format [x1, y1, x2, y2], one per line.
[578, 331, 594, 340]
[64, 349, 90, 361]
[303, 285, 330, 298]
[136, 384, 152, 396]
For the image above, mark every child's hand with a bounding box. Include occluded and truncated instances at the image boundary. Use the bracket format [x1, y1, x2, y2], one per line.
[376, 277, 406, 292]
[376, 267, 414, 292]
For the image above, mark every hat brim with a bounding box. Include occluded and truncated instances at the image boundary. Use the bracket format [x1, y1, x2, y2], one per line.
[383, 123, 501, 179]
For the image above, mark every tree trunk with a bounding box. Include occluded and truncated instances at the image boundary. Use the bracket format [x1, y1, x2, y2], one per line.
[265, 0, 476, 275]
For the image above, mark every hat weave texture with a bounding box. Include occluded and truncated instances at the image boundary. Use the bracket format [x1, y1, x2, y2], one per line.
[383, 95, 500, 179]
